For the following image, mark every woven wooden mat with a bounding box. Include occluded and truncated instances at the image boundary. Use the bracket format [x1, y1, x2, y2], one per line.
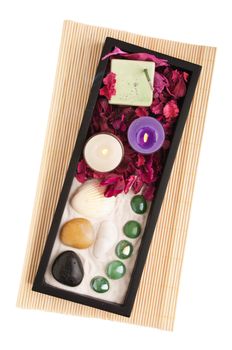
[17, 20, 216, 331]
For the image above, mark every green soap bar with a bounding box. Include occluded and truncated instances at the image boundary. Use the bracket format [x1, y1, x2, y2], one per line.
[109, 59, 155, 107]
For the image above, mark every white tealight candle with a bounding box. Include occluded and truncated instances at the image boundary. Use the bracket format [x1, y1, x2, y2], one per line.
[84, 133, 124, 172]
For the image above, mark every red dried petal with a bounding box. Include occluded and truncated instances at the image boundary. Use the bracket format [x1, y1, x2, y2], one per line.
[104, 186, 115, 197]
[99, 85, 116, 100]
[163, 100, 179, 119]
[143, 184, 155, 201]
[75, 50, 189, 199]
[99, 72, 116, 100]
[136, 154, 145, 167]
[111, 118, 122, 130]
[167, 76, 186, 99]
[171, 69, 182, 83]
[76, 159, 88, 183]
[120, 123, 127, 132]
[121, 107, 135, 118]
[150, 98, 164, 115]
[135, 107, 149, 117]
[92, 172, 105, 179]
[103, 175, 125, 197]
[172, 77, 186, 98]
[111, 113, 127, 130]
[162, 139, 171, 150]
[77, 159, 86, 173]
[132, 176, 144, 193]
[183, 71, 189, 82]
[163, 122, 174, 136]
[75, 173, 87, 183]
[97, 97, 111, 114]
[100, 175, 119, 186]
[103, 72, 116, 85]
[124, 175, 136, 193]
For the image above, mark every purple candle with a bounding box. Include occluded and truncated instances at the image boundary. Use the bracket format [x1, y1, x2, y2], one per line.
[127, 116, 165, 154]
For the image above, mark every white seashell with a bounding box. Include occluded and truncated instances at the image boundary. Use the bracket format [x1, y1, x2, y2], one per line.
[71, 180, 116, 218]
[93, 221, 118, 259]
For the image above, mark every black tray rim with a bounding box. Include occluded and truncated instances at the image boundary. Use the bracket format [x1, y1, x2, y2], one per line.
[32, 37, 201, 317]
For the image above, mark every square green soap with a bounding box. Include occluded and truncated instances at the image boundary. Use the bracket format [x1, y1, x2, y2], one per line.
[109, 59, 155, 107]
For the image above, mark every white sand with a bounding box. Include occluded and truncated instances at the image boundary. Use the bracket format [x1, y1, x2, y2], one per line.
[45, 178, 149, 304]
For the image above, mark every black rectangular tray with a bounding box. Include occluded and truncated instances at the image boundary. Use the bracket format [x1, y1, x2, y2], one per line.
[33, 37, 201, 317]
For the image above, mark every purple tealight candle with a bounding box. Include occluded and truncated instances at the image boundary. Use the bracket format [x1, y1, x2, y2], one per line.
[127, 116, 165, 154]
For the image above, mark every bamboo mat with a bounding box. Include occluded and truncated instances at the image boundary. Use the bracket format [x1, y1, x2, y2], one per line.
[17, 20, 216, 331]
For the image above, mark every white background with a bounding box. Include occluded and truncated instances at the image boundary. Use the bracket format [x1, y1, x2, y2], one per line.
[0, 0, 231, 349]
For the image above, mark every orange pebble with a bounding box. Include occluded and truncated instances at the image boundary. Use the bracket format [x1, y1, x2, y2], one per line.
[60, 218, 94, 249]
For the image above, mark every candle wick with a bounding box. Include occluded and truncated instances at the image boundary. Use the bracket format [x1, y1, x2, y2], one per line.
[143, 132, 149, 143]
[143, 69, 154, 91]
[102, 148, 109, 156]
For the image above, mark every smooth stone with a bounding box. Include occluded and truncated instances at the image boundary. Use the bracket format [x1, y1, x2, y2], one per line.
[52, 251, 84, 287]
[106, 260, 126, 280]
[91, 276, 109, 293]
[115, 240, 133, 259]
[123, 220, 141, 239]
[131, 195, 147, 214]
[60, 218, 94, 249]
[93, 221, 118, 259]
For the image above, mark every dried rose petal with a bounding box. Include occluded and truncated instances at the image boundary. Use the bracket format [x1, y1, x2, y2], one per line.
[111, 113, 127, 131]
[103, 72, 116, 86]
[76, 159, 88, 183]
[99, 86, 110, 100]
[124, 175, 136, 193]
[104, 175, 125, 197]
[163, 100, 179, 119]
[99, 72, 116, 100]
[136, 154, 145, 167]
[154, 72, 169, 94]
[132, 176, 144, 194]
[100, 175, 119, 186]
[135, 107, 149, 117]
[143, 184, 155, 201]
[162, 67, 188, 99]
[162, 139, 171, 150]
[183, 71, 189, 82]
[150, 98, 164, 115]
[171, 78, 186, 98]
[171, 69, 182, 83]
[77, 159, 86, 173]
[101, 46, 168, 67]
[76, 173, 87, 183]
[75, 49, 189, 201]
[120, 123, 127, 132]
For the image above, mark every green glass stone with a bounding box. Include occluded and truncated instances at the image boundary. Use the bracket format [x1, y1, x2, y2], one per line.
[115, 240, 133, 259]
[91, 276, 109, 293]
[131, 195, 147, 214]
[123, 220, 141, 239]
[106, 260, 126, 280]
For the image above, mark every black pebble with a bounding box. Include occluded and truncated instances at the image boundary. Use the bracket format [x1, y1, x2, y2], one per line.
[52, 251, 84, 287]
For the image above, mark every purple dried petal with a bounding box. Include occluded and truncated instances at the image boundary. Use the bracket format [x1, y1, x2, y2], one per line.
[101, 47, 168, 67]
[154, 72, 169, 94]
